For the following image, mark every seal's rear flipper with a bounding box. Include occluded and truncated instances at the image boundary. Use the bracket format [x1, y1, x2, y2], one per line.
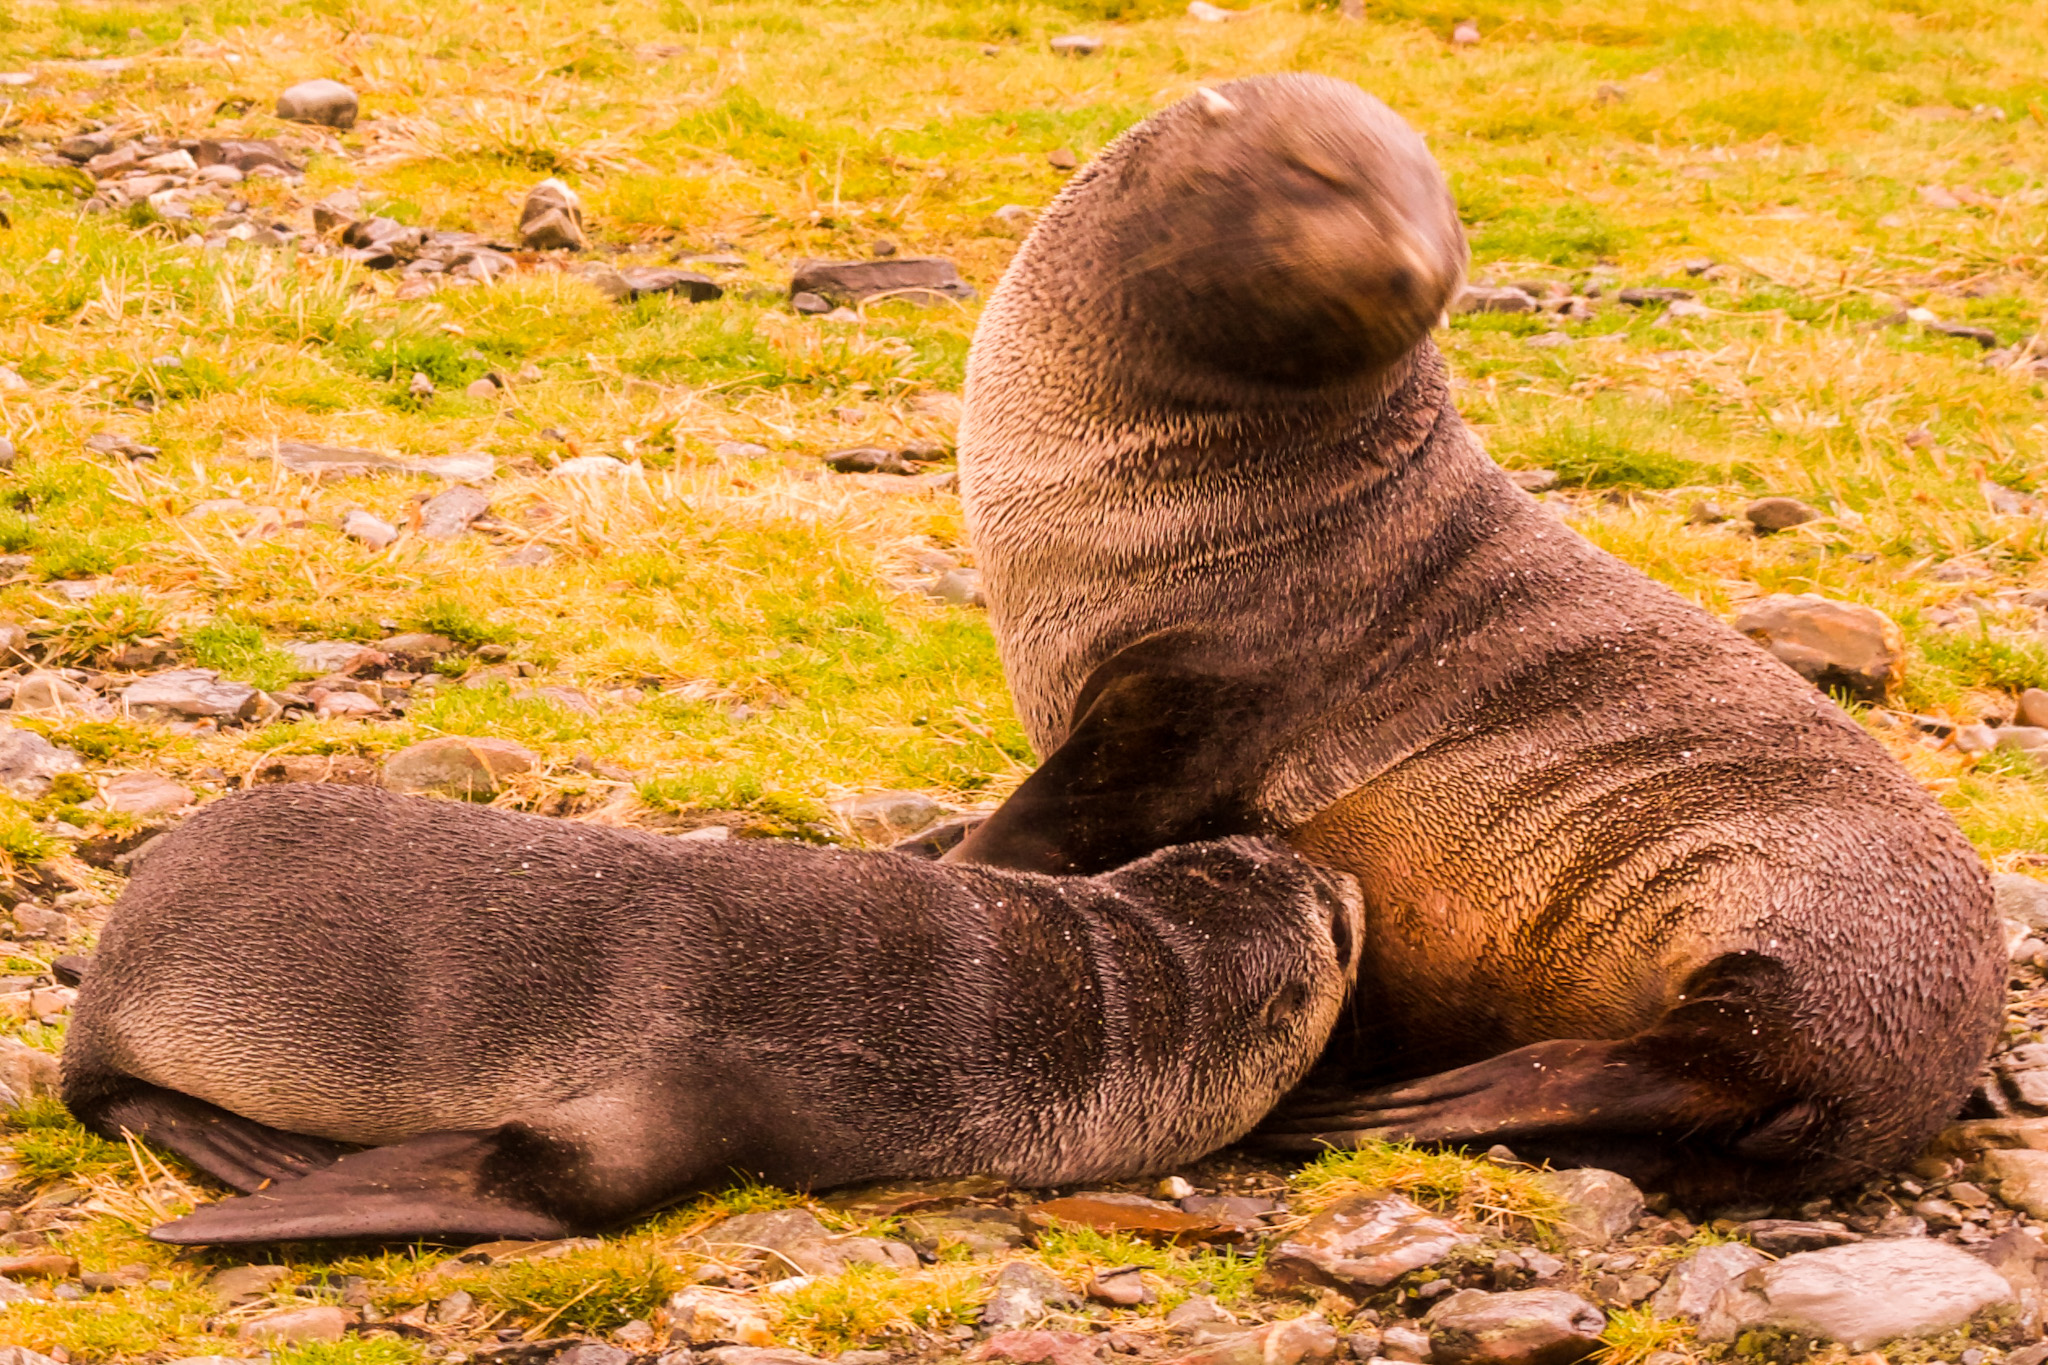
[151, 1130, 575, 1245]
[73, 1080, 353, 1193]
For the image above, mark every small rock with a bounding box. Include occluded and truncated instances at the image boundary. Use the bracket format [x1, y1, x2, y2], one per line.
[990, 205, 1037, 236]
[1166, 1295, 1238, 1335]
[418, 485, 490, 540]
[706, 1351, 831, 1365]
[408, 371, 436, 401]
[663, 1288, 774, 1347]
[123, 669, 262, 722]
[283, 640, 388, 676]
[0, 1350, 63, 1365]
[0, 725, 81, 803]
[927, 568, 986, 606]
[1731, 593, 1904, 704]
[502, 545, 555, 568]
[465, 377, 500, 400]
[1742, 1219, 1861, 1254]
[0, 1038, 59, 1108]
[1648, 1243, 1768, 1320]
[0, 1276, 33, 1303]
[376, 632, 459, 663]
[789, 257, 975, 307]
[825, 446, 911, 475]
[276, 79, 359, 129]
[1162, 1316, 1338, 1365]
[1049, 34, 1102, 55]
[836, 790, 953, 842]
[1087, 1265, 1149, 1306]
[1742, 496, 1823, 533]
[1698, 1239, 2014, 1351]
[1536, 1168, 1643, 1247]
[343, 509, 400, 550]
[9, 673, 106, 719]
[519, 178, 588, 251]
[1510, 469, 1557, 492]
[433, 1289, 474, 1323]
[979, 1261, 1079, 1330]
[1424, 1290, 1604, 1365]
[1615, 287, 1695, 306]
[1455, 286, 1538, 314]
[1381, 1324, 1435, 1362]
[791, 291, 831, 315]
[12, 902, 71, 939]
[1983, 1148, 2048, 1218]
[1451, 19, 1481, 44]
[716, 441, 770, 459]
[554, 1347, 631, 1365]
[903, 1206, 1031, 1255]
[99, 771, 193, 816]
[1047, 148, 1079, 170]
[973, 1333, 1097, 1365]
[382, 736, 537, 799]
[554, 455, 632, 478]
[240, 1304, 353, 1343]
[83, 431, 159, 460]
[589, 266, 721, 302]
[1261, 1193, 1476, 1293]
[1997, 873, 2048, 932]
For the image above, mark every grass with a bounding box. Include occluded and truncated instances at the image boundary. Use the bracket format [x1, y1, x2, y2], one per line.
[0, 0, 2042, 1358]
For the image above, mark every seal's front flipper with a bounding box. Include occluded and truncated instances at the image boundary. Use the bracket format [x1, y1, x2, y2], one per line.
[151, 1130, 573, 1245]
[949, 650, 1274, 876]
[70, 1079, 353, 1193]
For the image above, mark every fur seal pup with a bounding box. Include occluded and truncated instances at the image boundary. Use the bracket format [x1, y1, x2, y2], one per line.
[62, 784, 1361, 1244]
[947, 72, 2001, 1200]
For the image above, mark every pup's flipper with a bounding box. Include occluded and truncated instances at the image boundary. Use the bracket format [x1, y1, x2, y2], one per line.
[79, 1081, 354, 1193]
[152, 1130, 574, 1245]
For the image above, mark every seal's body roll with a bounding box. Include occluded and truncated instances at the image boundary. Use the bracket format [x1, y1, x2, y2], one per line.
[62, 784, 1360, 1245]
[950, 73, 2001, 1200]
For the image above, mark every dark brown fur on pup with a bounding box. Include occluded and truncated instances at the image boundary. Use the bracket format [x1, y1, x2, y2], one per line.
[62, 784, 1360, 1244]
[946, 72, 2001, 1202]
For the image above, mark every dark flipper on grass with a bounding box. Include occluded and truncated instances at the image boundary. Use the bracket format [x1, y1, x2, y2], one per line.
[69, 1079, 355, 1193]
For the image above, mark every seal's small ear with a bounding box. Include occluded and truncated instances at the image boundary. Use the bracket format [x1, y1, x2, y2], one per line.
[1196, 87, 1238, 119]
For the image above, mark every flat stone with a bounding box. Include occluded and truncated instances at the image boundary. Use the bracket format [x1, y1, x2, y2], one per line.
[211, 1263, 290, 1305]
[2018, 691, 2048, 731]
[1161, 1316, 1338, 1365]
[1698, 1239, 2014, 1351]
[240, 1304, 353, 1343]
[196, 139, 299, 175]
[972, 1333, 1097, 1365]
[276, 79, 358, 129]
[1088, 1264, 1149, 1306]
[0, 725, 85, 798]
[1455, 286, 1538, 314]
[82, 431, 158, 460]
[1025, 1193, 1237, 1245]
[835, 790, 952, 842]
[1984, 1148, 2048, 1218]
[1648, 1242, 1768, 1320]
[1743, 497, 1823, 533]
[705, 1350, 831, 1365]
[789, 257, 975, 307]
[99, 771, 193, 816]
[1731, 593, 1904, 704]
[376, 633, 459, 663]
[825, 446, 911, 475]
[1616, 287, 1695, 305]
[979, 1259, 1080, 1329]
[903, 1206, 1031, 1255]
[1741, 1218, 1862, 1255]
[382, 736, 536, 799]
[554, 1346, 631, 1365]
[1424, 1290, 1604, 1365]
[1049, 34, 1102, 54]
[419, 485, 490, 539]
[123, 669, 262, 721]
[519, 178, 587, 251]
[11, 671, 110, 719]
[284, 640, 388, 676]
[1535, 1168, 1643, 1247]
[1261, 1193, 1476, 1292]
[589, 266, 721, 302]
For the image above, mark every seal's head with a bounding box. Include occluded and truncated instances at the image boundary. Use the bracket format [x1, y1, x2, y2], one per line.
[1000, 73, 1466, 409]
[1100, 836, 1363, 1151]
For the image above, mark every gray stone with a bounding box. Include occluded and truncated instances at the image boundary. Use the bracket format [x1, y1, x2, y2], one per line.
[433, 1289, 473, 1323]
[980, 1259, 1080, 1329]
[418, 485, 490, 540]
[240, 1304, 353, 1343]
[276, 79, 358, 129]
[1455, 286, 1538, 314]
[663, 1287, 773, 1346]
[1163, 1316, 1338, 1365]
[1743, 497, 1823, 533]
[716, 441, 770, 459]
[0, 1038, 58, 1110]
[83, 431, 159, 459]
[0, 1275, 35, 1302]
[1698, 1239, 2014, 1351]
[12, 902, 71, 939]
[1165, 1295, 1239, 1335]
[791, 291, 831, 315]
[0, 725, 85, 798]
[123, 669, 262, 722]
[1731, 593, 1903, 704]
[519, 178, 587, 251]
[1536, 1168, 1643, 1247]
[196, 139, 299, 175]
[1997, 873, 2048, 933]
[589, 266, 720, 303]
[926, 568, 985, 606]
[835, 790, 952, 842]
[382, 736, 536, 799]
[1510, 469, 1557, 492]
[555, 1346, 632, 1365]
[902, 1206, 1030, 1255]
[1984, 1148, 2048, 1218]
[375, 632, 458, 663]
[789, 257, 975, 307]
[283, 640, 387, 676]
[344, 509, 400, 549]
[11, 671, 109, 719]
[825, 446, 911, 475]
[1740, 1219, 1861, 1255]
[1424, 1290, 1604, 1365]
[99, 771, 193, 816]
[2018, 688, 2048, 729]
[211, 1262, 290, 1305]
[1049, 34, 1102, 55]
[705, 1351, 831, 1365]
[1648, 1242, 1768, 1320]
[1616, 287, 1695, 306]
[1260, 1193, 1475, 1293]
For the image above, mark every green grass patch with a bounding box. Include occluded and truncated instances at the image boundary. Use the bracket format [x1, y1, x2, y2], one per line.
[1290, 1140, 1566, 1238]
[7, 1094, 130, 1185]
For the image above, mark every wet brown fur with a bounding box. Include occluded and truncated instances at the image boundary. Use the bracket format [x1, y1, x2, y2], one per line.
[62, 784, 1360, 1243]
[948, 73, 2002, 1203]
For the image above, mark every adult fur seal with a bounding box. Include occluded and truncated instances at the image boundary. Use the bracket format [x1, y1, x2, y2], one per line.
[947, 73, 2001, 1200]
[62, 784, 1360, 1244]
